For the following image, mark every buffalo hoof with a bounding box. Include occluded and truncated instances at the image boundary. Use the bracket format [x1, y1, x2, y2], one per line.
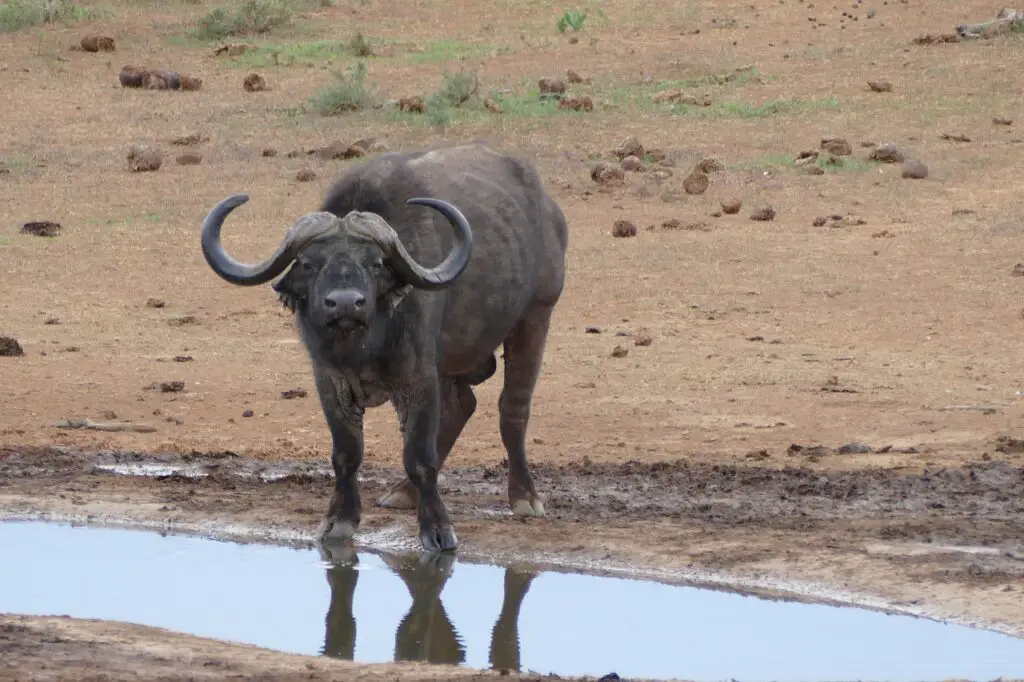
[317, 517, 357, 543]
[317, 541, 356, 566]
[376, 480, 417, 510]
[420, 524, 458, 553]
[511, 497, 546, 517]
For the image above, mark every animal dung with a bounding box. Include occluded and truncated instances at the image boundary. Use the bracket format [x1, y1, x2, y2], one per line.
[119, 65, 202, 91]
[80, 35, 115, 52]
[20, 221, 61, 237]
[242, 73, 268, 92]
[126, 145, 162, 173]
[0, 336, 24, 357]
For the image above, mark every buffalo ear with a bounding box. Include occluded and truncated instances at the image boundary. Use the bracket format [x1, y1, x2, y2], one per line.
[272, 269, 301, 312]
[383, 284, 413, 312]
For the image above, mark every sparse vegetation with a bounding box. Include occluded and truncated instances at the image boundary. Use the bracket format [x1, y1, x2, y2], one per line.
[192, 0, 294, 40]
[556, 8, 587, 32]
[224, 33, 378, 68]
[0, 0, 93, 31]
[309, 61, 376, 115]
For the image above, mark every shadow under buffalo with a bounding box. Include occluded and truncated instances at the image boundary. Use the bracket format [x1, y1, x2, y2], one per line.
[319, 545, 538, 671]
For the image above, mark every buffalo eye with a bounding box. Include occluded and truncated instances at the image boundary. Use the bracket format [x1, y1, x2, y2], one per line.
[300, 260, 315, 273]
[370, 259, 384, 274]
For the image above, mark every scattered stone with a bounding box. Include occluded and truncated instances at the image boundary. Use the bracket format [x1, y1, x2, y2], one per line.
[171, 132, 207, 146]
[610, 345, 629, 358]
[172, 355, 192, 362]
[614, 136, 644, 160]
[901, 159, 928, 179]
[611, 219, 637, 238]
[940, 132, 971, 142]
[45, 317, 60, 325]
[538, 77, 566, 96]
[634, 332, 653, 347]
[867, 79, 892, 92]
[820, 137, 852, 156]
[262, 148, 278, 157]
[868, 142, 905, 163]
[80, 35, 115, 52]
[281, 388, 308, 399]
[682, 168, 709, 195]
[993, 116, 1013, 126]
[620, 155, 644, 172]
[159, 381, 185, 393]
[0, 336, 24, 357]
[750, 206, 776, 221]
[590, 161, 624, 186]
[794, 149, 819, 166]
[1013, 263, 1024, 277]
[295, 168, 316, 182]
[176, 153, 202, 166]
[483, 97, 503, 113]
[242, 409, 255, 418]
[720, 198, 742, 214]
[118, 65, 147, 88]
[126, 145, 162, 173]
[20, 221, 61, 237]
[838, 442, 873, 454]
[698, 156, 725, 173]
[558, 95, 594, 112]
[398, 95, 424, 113]
[812, 216, 828, 227]
[242, 72, 268, 92]
[145, 298, 165, 308]
[585, 326, 602, 334]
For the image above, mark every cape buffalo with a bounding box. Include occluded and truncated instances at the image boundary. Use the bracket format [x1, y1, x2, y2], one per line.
[199, 142, 569, 552]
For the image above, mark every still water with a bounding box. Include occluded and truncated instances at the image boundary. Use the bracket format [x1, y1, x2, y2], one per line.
[1, 521, 1022, 681]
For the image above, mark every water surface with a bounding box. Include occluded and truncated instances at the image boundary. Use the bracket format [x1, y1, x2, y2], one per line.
[1, 521, 1022, 681]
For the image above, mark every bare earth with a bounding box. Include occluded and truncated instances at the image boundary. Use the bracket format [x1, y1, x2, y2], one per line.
[2, 0, 1024, 679]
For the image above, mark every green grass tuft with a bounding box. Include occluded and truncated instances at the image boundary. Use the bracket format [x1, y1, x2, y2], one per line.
[0, 0, 94, 31]
[309, 61, 376, 115]
[192, 0, 293, 40]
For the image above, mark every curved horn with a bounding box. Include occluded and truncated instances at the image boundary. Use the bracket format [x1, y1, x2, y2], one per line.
[200, 194, 338, 287]
[386, 197, 474, 291]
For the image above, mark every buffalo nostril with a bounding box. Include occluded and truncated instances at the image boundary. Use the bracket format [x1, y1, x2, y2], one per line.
[352, 296, 366, 308]
[324, 297, 337, 309]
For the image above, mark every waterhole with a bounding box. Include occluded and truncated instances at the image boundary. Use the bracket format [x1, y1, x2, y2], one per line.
[1, 521, 1023, 681]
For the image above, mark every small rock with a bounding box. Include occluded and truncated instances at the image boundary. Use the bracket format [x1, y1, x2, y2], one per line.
[993, 116, 1013, 126]
[242, 72, 268, 92]
[901, 159, 928, 179]
[80, 35, 115, 52]
[176, 153, 202, 166]
[0, 336, 24, 357]
[610, 345, 629, 358]
[820, 137, 852, 156]
[838, 442, 873, 454]
[160, 381, 185, 393]
[20, 221, 61, 237]
[620, 155, 645, 172]
[869, 143, 905, 163]
[750, 206, 776, 221]
[867, 79, 892, 92]
[398, 95, 425, 113]
[126, 145, 162, 172]
[171, 133, 207, 146]
[634, 332, 653, 347]
[566, 69, 589, 84]
[812, 216, 828, 227]
[585, 326, 602, 334]
[590, 161, 624, 186]
[145, 298, 165, 308]
[242, 409, 254, 418]
[281, 388, 308, 399]
[295, 168, 316, 182]
[262, 148, 278, 157]
[794, 149, 819, 166]
[614, 136, 644, 160]
[720, 198, 742, 214]
[612, 219, 637, 238]
[940, 132, 971, 143]
[538, 77, 566, 95]
[1012, 263, 1024, 277]
[682, 168, 709, 195]
[698, 156, 725, 173]
[484, 97, 503, 113]
[172, 355, 192, 362]
[44, 317, 60, 325]
[558, 95, 594, 111]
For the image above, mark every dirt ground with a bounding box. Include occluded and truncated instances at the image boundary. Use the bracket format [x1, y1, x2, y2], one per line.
[2, 0, 1024, 679]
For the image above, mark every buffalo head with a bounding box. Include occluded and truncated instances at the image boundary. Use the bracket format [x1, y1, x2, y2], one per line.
[200, 194, 473, 346]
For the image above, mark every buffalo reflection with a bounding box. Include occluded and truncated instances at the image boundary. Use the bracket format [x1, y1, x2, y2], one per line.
[319, 545, 537, 671]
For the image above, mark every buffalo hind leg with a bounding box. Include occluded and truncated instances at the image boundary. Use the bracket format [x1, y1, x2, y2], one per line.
[378, 379, 477, 510]
[500, 305, 554, 517]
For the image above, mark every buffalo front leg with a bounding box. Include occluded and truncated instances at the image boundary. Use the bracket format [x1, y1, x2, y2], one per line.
[313, 369, 366, 544]
[377, 379, 477, 510]
[500, 305, 556, 517]
[395, 378, 458, 552]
